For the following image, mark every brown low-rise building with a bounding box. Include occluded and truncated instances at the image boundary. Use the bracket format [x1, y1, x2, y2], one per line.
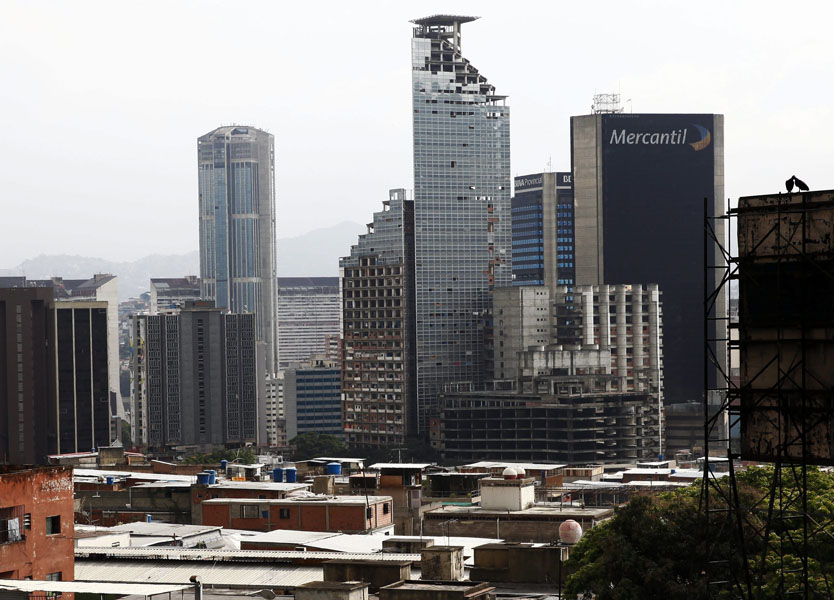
[191, 480, 309, 524]
[422, 476, 611, 543]
[200, 495, 394, 533]
[470, 542, 568, 585]
[323, 559, 412, 592]
[379, 581, 495, 600]
[0, 465, 74, 581]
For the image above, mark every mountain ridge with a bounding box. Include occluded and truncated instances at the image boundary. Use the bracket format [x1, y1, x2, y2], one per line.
[0, 221, 365, 300]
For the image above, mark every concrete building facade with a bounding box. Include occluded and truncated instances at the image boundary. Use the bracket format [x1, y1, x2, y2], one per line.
[278, 277, 340, 369]
[439, 386, 661, 464]
[149, 276, 201, 315]
[494, 283, 663, 403]
[340, 190, 416, 447]
[131, 302, 260, 450]
[284, 360, 343, 440]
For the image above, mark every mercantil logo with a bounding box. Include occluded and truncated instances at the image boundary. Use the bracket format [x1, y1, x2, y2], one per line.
[608, 124, 712, 151]
[688, 124, 711, 151]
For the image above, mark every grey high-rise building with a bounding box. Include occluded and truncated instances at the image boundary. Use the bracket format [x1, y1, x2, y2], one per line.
[131, 302, 260, 450]
[411, 15, 511, 430]
[198, 126, 278, 372]
[277, 277, 340, 369]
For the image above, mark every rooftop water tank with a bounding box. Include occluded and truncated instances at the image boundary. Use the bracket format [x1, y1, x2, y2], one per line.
[207, 470, 217, 484]
[502, 467, 517, 480]
[196, 472, 211, 485]
[273, 467, 284, 482]
[516, 467, 526, 478]
[326, 462, 342, 475]
[220, 459, 228, 471]
[559, 519, 583, 545]
[285, 467, 298, 483]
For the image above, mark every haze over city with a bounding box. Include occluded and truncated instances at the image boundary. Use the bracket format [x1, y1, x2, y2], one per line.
[2, 0, 833, 265]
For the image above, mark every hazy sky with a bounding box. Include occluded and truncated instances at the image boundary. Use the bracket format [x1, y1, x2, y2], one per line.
[2, 0, 832, 266]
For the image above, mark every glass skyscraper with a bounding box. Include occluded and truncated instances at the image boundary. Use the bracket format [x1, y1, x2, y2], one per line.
[198, 126, 278, 372]
[512, 172, 575, 289]
[411, 15, 511, 430]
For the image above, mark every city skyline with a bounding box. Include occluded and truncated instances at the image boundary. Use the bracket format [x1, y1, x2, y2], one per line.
[3, 1, 833, 265]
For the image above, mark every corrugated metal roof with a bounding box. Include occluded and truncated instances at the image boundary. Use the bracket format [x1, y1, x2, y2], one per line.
[244, 530, 340, 545]
[462, 461, 566, 471]
[0, 580, 189, 596]
[370, 463, 432, 470]
[75, 560, 323, 589]
[75, 546, 421, 562]
[74, 468, 196, 483]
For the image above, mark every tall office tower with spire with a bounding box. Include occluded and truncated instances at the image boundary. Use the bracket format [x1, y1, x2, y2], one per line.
[198, 126, 278, 372]
[411, 15, 511, 431]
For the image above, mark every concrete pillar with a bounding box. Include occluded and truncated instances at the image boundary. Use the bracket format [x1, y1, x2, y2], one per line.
[420, 545, 465, 581]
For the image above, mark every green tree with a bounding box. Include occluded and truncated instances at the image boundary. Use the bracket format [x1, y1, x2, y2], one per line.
[563, 467, 834, 599]
[290, 433, 346, 461]
[183, 447, 256, 465]
[120, 419, 133, 448]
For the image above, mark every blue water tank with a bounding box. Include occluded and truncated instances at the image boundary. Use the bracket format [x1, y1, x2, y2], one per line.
[208, 470, 217, 484]
[196, 472, 211, 485]
[285, 467, 297, 483]
[273, 468, 284, 482]
[220, 460, 228, 471]
[326, 462, 342, 475]
[105, 476, 114, 485]
[146, 514, 152, 523]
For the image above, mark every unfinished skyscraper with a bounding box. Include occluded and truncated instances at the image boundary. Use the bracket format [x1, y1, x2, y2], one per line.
[411, 15, 511, 430]
[340, 190, 416, 447]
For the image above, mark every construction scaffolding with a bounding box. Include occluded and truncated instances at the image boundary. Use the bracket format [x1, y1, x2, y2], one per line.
[703, 190, 834, 599]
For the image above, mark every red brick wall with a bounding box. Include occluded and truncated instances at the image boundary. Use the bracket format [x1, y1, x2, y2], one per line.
[0, 466, 74, 581]
[201, 499, 393, 533]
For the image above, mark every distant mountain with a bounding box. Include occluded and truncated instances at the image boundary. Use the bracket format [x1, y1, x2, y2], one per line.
[277, 221, 365, 277]
[0, 221, 365, 300]
[0, 252, 200, 300]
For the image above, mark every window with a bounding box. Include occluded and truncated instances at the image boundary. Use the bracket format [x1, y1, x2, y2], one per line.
[0, 506, 24, 544]
[279, 508, 291, 519]
[46, 515, 60, 535]
[366, 507, 373, 519]
[383, 503, 390, 515]
[241, 505, 259, 519]
[46, 572, 62, 581]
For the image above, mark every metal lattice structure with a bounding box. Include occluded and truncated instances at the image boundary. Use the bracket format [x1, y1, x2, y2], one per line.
[703, 191, 834, 599]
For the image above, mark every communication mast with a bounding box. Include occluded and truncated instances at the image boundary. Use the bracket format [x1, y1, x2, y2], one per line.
[591, 93, 623, 114]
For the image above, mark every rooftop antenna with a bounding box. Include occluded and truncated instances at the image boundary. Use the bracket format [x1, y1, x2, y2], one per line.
[547, 155, 552, 173]
[591, 93, 623, 114]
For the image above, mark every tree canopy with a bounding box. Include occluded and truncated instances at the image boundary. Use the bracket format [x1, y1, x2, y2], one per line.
[290, 433, 346, 461]
[182, 447, 256, 465]
[564, 466, 834, 599]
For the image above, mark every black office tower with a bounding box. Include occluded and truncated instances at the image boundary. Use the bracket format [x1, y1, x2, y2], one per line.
[571, 113, 725, 404]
